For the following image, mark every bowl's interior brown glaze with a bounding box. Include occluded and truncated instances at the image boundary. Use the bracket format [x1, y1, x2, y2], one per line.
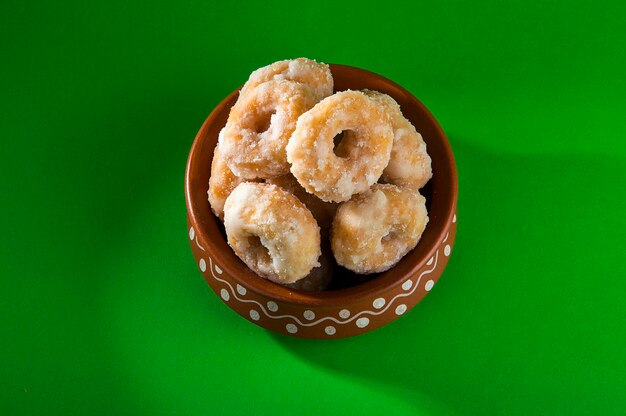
[185, 64, 457, 306]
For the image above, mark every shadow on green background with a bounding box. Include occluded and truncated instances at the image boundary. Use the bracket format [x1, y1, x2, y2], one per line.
[272, 138, 626, 415]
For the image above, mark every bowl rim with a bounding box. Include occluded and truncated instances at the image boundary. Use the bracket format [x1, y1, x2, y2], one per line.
[185, 63, 458, 306]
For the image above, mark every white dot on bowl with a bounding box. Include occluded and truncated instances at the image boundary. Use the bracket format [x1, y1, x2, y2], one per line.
[236, 284, 246, 296]
[373, 298, 385, 309]
[425, 280, 435, 291]
[189, 227, 195, 240]
[395, 304, 408, 315]
[453, 213, 457, 223]
[249, 310, 260, 321]
[325, 326, 336, 335]
[356, 317, 370, 328]
[444, 244, 451, 257]
[339, 309, 350, 319]
[220, 289, 230, 301]
[199, 258, 206, 272]
[303, 310, 315, 320]
[427, 256, 434, 266]
[267, 301, 278, 312]
[214, 264, 223, 274]
[402, 279, 413, 291]
[286, 323, 298, 334]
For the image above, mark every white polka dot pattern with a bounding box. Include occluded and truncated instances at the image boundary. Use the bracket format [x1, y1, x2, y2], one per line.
[395, 304, 407, 315]
[356, 317, 370, 328]
[191, 210, 456, 335]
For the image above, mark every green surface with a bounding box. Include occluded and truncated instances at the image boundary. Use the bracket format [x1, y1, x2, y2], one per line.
[2, 1, 625, 414]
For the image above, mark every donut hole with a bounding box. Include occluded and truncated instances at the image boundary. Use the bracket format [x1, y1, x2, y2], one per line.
[332, 130, 355, 158]
[247, 235, 271, 265]
[252, 110, 275, 134]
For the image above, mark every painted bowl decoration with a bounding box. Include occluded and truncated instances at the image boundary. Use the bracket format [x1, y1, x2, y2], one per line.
[185, 64, 458, 338]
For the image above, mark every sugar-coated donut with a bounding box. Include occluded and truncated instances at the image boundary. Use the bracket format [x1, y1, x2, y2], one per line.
[208, 137, 246, 220]
[363, 90, 432, 188]
[239, 58, 333, 101]
[331, 184, 428, 274]
[265, 173, 337, 233]
[286, 90, 394, 202]
[224, 182, 321, 283]
[285, 243, 333, 291]
[220, 80, 317, 179]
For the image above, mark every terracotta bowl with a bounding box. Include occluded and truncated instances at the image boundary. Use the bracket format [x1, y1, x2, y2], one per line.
[185, 64, 458, 339]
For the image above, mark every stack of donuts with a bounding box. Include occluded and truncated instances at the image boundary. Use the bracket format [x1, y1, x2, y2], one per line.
[208, 58, 432, 291]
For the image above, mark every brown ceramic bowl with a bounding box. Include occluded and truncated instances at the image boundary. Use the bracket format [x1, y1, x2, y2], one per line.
[185, 64, 458, 339]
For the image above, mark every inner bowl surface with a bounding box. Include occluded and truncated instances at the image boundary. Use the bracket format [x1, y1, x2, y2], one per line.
[185, 64, 458, 338]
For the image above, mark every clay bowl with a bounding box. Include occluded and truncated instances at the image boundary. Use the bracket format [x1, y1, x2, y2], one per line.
[185, 64, 458, 339]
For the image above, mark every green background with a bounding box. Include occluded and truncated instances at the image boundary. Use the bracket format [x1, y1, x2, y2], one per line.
[2, 0, 625, 414]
